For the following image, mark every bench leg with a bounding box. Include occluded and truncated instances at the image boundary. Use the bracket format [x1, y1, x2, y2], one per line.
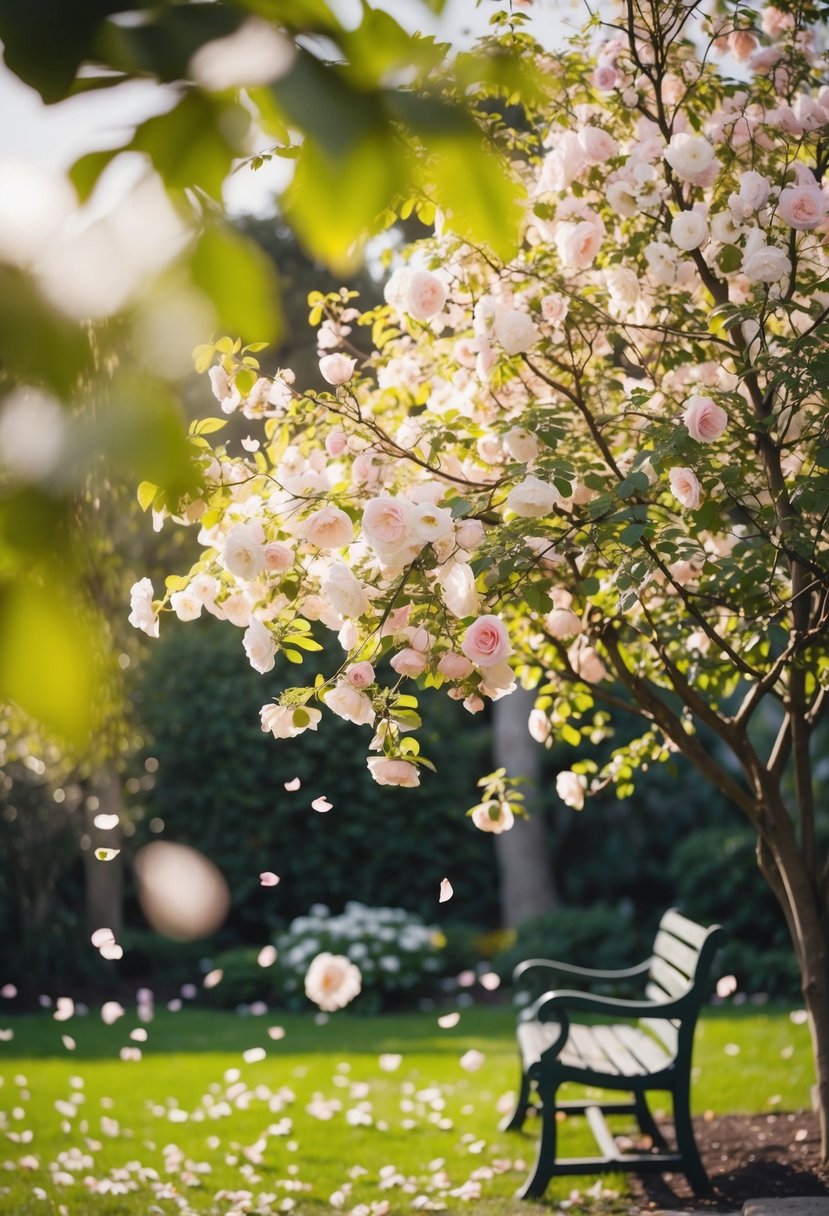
[634, 1092, 667, 1150]
[672, 1083, 714, 1197]
[499, 1065, 532, 1132]
[515, 1081, 558, 1199]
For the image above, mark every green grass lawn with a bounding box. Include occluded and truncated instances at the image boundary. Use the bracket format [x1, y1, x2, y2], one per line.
[0, 1002, 814, 1215]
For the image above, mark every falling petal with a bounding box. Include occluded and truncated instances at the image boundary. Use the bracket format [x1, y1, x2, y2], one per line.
[379, 1053, 403, 1072]
[260, 871, 280, 887]
[284, 777, 301, 791]
[439, 878, 453, 903]
[99, 943, 124, 961]
[95, 848, 120, 862]
[93, 813, 120, 830]
[311, 796, 333, 813]
[0, 1028, 13, 1040]
[716, 974, 737, 998]
[130, 1028, 148, 1042]
[53, 997, 74, 1022]
[243, 1046, 267, 1063]
[91, 927, 115, 948]
[257, 945, 278, 968]
[241, 436, 261, 452]
[101, 1001, 125, 1026]
[0, 984, 16, 998]
[459, 1049, 485, 1073]
[480, 972, 500, 991]
[267, 1026, 286, 1040]
[438, 1012, 461, 1029]
[61, 1035, 76, 1051]
[203, 969, 223, 989]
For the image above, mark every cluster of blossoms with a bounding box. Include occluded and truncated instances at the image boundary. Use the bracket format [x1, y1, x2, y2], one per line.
[274, 903, 444, 1012]
[132, 0, 829, 813]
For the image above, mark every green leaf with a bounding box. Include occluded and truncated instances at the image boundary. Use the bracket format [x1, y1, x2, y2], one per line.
[283, 648, 304, 664]
[191, 417, 227, 436]
[191, 225, 282, 343]
[282, 635, 324, 651]
[193, 344, 215, 374]
[560, 723, 581, 747]
[137, 481, 158, 512]
[0, 578, 102, 747]
[129, 92, 248, 200]
[424, 130, 525, 261]
[234, 367, 257, 397]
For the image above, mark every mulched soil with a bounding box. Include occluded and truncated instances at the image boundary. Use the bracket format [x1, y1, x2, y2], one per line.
[629, 1112, 829, 1210]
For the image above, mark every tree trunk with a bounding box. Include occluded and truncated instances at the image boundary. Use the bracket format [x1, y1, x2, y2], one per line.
[492, 689, 559, 929]
[757, 805, 829, 1160]
[83, 769, 123, 940]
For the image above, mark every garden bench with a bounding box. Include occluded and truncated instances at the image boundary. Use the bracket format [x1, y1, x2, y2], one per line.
[500, 908, 725, 1200]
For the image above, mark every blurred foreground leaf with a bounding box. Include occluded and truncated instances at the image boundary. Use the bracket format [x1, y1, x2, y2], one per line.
[0, 579, 101, 747]
[191, 225, 282, 342]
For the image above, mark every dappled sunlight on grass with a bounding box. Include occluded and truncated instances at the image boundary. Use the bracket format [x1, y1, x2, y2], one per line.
[0, 1006, 813, 1214]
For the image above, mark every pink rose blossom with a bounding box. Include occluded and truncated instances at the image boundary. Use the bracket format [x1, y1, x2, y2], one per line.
[304, 952, 362, 1011]
[669, 466, 703, 510]
[325, 429, 347, 456]
[762, 5, 794, 36]
[263, 541, 294, 572]
[567, 638, 608, 684]
[471, 801, 514, 833]
[437, 652, 474, 680]
[325, 682, 375, 726]
[390, 647, 428, 677]
[346, 661, 375, 688]
[404, 270, 447, 320]
[301, 505, 354, 550]
[556, 220, 603, 269]
[362, 496, 415, 555]
[556, 771, 587, 810]
[463, 694, 485, 714]
[682, 395, 728, 442]
[728, 29, 757, 62]
[592, 63, 617, 91]
[461, 614, 511, 668]
[367, 757, 421, 787]
[545, 608, 583, 639]
[319, 353, 357, 385]
[528, 709, 551, 743]
[778, 185, 827, 230]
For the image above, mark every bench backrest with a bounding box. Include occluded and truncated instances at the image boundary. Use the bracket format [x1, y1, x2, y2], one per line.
[641, 908, 725, 1058]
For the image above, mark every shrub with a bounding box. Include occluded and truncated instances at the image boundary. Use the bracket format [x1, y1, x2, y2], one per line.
[274, 902, 446, 1014]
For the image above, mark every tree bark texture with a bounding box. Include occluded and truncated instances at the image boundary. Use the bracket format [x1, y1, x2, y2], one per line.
[492, 688, 559, 929]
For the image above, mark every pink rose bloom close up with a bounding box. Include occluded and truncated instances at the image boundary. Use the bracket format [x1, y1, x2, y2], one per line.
[319, 353, 357, 385]
[367, 757, 421, 787]
[390, 647, 428, 677]
[470, 801, 514, 833]
[304, 952, 362, 1012]
[301, 505, 354, 550]
[556, 770, 587, 810]
[461, 614, 511, 668]
[346, 661, 375, 688]
[669, 466, 703, 510]
[682, 395, 728, 442]
[777, 185, 828, 230]
[404, 270, 447, 320]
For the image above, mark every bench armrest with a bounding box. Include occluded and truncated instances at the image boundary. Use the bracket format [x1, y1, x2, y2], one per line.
[513, 957, 652, 986]
[523, 986, 692, 1024]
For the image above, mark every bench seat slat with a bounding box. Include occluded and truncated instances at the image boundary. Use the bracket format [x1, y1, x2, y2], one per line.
[649, 955, 692, 1000]
[660, 908, 709, 950]
[610, 1023, 673, 1073]
[652, 929, 698, 978]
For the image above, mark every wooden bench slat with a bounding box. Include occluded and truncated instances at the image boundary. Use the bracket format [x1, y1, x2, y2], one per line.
[652, 929, 698, 978]
[611, 1023, 672, 1073]
[660, 908, 709, 950]
[649, 955, 692, 1000]
[565, 1022, 620, 1073]
[640, 1012, 679, 1055]
[589, 1024, 648, 1076]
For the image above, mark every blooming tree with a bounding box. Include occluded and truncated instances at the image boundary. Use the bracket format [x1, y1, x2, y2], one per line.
[133, 0, 829, 1156]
